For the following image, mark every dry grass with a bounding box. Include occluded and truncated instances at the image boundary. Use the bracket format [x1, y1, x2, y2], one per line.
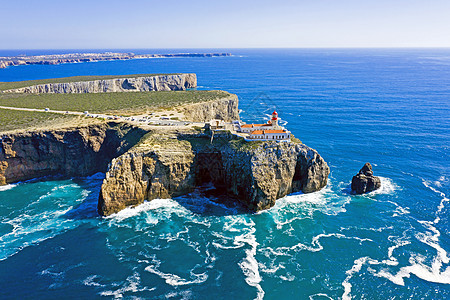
[0, 108, 79, 133]
[0, 90, 231, 115]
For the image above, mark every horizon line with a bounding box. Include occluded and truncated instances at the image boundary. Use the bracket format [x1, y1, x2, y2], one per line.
[1, 46, 450, 51]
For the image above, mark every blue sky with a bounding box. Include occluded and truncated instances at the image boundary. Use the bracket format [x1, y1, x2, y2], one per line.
[1, 0, 449, 49]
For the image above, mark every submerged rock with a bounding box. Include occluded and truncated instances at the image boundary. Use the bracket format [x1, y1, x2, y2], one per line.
[351, 162, 381, 194]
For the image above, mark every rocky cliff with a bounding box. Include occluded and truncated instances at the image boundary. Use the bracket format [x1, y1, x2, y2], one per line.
[98, 131, 329, 216]
[3, 74, 197, 94]
[180, 94, 240, 122]
[0, 123, 147, 185]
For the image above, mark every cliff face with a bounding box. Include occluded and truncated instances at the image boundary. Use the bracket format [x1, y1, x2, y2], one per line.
[180, 94, 240, 122]
[0, 123, 147, 185]
[98, 132, 329, 216]
[3, 74, 197, 94]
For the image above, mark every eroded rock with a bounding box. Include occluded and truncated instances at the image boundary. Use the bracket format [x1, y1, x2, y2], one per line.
[98, 132, 330, 216]
[351, 162, 381, 194]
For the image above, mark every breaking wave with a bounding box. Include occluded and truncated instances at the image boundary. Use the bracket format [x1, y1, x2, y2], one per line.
[0, 184, 16, 192]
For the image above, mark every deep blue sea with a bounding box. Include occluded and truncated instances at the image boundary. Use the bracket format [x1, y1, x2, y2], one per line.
[0, 49, 449, 299]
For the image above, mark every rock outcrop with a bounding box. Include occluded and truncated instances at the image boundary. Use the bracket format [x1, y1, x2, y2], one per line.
[180, 94, 240, 122]
[0, 123, 147, 185]
[3, 74, 197, 94]
[351, 162, 381, 194]
[98, 131, 329, 216]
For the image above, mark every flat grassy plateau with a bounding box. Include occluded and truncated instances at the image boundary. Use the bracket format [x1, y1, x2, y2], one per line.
[0, 108, 77, 133]
[0, 90, 229, 113]
[0, 75, 230, 132]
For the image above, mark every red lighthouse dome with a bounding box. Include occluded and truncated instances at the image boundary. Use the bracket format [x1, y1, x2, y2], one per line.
[272, 110, 278, 120]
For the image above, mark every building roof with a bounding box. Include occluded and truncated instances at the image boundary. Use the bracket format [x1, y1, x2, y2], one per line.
[241, 123, 271, 128]
[264, 130, 286, 133]
[250, 130, 264, 134]
[250, 129, 286, 135]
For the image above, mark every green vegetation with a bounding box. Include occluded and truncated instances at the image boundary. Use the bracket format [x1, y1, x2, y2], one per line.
[291, 135, 302, 144]
[0, 74, 181, 91]
[0, 90, 231, 115]
[0, 108, 76, 132]
[229, 136, 265, 150]
[133, 131, 192, 150]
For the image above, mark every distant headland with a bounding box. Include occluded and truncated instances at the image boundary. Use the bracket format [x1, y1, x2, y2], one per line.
[0, 52, 232, 69]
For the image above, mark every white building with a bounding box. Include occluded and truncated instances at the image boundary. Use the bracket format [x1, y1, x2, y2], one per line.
[208, 119, 225, 130]
[238, 111, 291, 141]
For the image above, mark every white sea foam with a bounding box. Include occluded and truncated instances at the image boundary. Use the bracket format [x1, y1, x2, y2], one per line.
[282, 190, 327, 206]
[237, 226, 265, 300]
[164, 290, 193, 299]
[309, 293, 334, 300]
[342, 257, 370, 300]
[341, 177, 450, 293]
[145, 265, 208, 286]
[362, 231, 448, 288]
[368, 176, 398, 195]
[391, 203, 410, 217]
[422, 179, 449, 224]
[106, 198, 182, 222]
[266, 180, 350, 225]
[0, 179, 92, 261]
[258, 261, 285, 274]
[0, 207, 75, 261]
[83, 275, 105, 287]
[366, 227, 449, 288]
[340, 225, 394, 233]
[383, 239, 411, 266]
[275, 233, 373, 254]
[373, 250, 450, 286]
[100, 272, 154, 298]
[279, 273, 295, 281]
[0, 184, 16, 192]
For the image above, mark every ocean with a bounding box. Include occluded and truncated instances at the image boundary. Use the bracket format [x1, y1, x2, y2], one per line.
[0, 49, 449, 299]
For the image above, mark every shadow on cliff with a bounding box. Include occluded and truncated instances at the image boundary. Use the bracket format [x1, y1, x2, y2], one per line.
[62, 174, 105, 220]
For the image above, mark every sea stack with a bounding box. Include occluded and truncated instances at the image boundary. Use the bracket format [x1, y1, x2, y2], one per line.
[351, 162, 381, 194]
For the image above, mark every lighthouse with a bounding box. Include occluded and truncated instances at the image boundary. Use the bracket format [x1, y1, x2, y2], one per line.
[237, 108, 291, 141]
[271, 110, 278, 127]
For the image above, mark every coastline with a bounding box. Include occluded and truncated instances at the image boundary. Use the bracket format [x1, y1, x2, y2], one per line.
[0, 52, 232, 69]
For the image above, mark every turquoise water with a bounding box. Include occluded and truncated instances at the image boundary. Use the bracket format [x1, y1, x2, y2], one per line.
[0, 49, 449, 299]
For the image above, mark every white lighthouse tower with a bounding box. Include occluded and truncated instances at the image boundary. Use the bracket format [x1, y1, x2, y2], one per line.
[271, 110, 279, 128]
